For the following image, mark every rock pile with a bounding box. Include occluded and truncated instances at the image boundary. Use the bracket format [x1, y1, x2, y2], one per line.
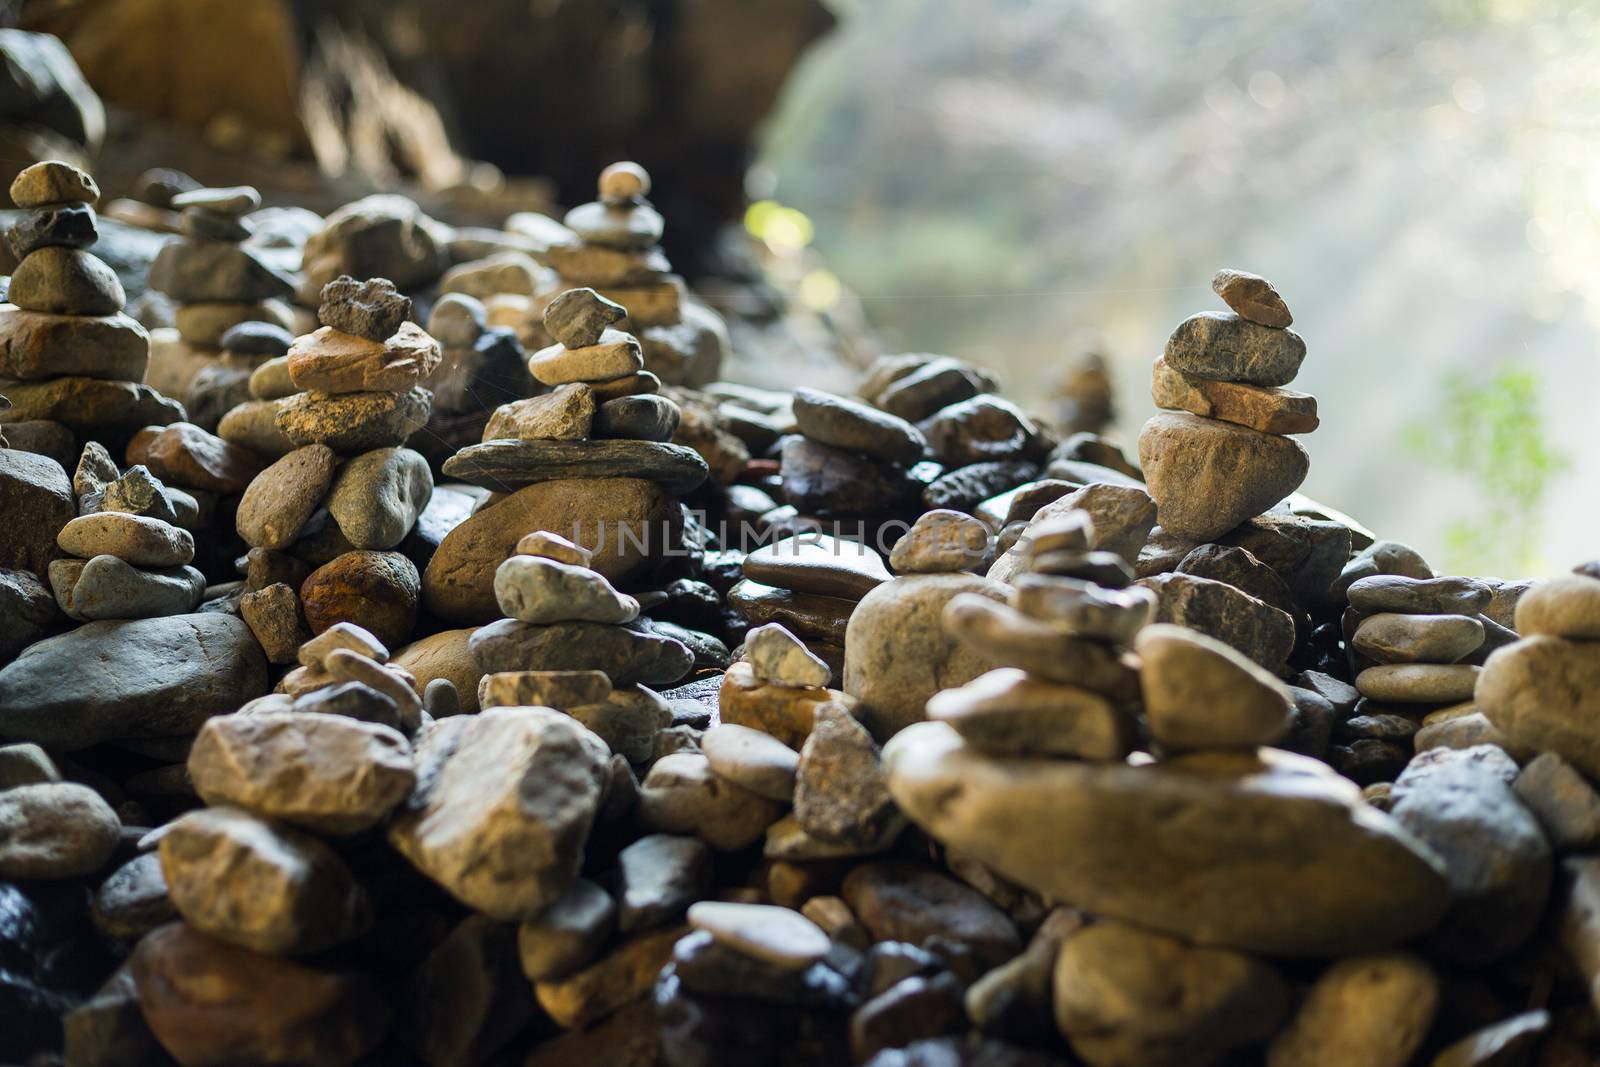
[927, 507, 1152, 761]
[423, 288, 708, 625]
[1338, 572, 1493, 784]
[0, 160, 180, 458]
[532, 162, 726, 386]
[1139, 269, 1314, 542]
[9, 183, 1600, 1067]
[223, 276, 440, 658]
[146, 184, 298, 428]
[50, 447, 205, 621]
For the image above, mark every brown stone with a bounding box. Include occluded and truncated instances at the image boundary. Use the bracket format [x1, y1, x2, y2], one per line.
[422, 478, 679, 625]
[1138, 413, 1309, 542]
[287, 323, 442, 394]
[1151, 357, 1317, 434]
[300, 550, 420, 649]
[1211, 268, 1293, 328]
[129, 421, 261, 494]
[130, 923, 390, 1067]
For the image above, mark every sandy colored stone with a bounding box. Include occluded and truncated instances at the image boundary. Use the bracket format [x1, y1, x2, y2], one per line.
[159, 806, 372, 955]
[129, 922, 390, 1067]
[0, 781, 120, 878]
[388, 707, 608, 920]
[1266, 953, 1438, 1067]
[1355, 663, 1480, 703]
[393, 628, 483, 713]
[638, 751, 786, 851]
[1136, 623, 1291, 751]
[844, 572, 1010, 741]
[1211, 268, 1293, 328]
[687, 901, 830, 970]
[1152, 356, 1317, 433]
[719, 660, 856, 750]
[0, 377, 183, 440]
[484, 382, 595, 441]
[11, 160, 99, 208]
[534, 924, 683, 1030]
[1139, 412, 1309, 542]
[701, 723, 799, 802]
[235, 444, 336, 550]
[0, 309, 148, 381]
[1516, 574, 1600, 640]
[57, 511, 193, 567]
[1055, 919, 1288, 1067]
[927, 667, 1135, 759]
[9, 246, 124, 315]
[528, 330, 644, 386]
[885, 723, 1450, 956]
[189, 711, 415, 834]
[1352, 612, 1485, 665]
[275, 387, 432, 453]
[287, 322, 441, 394]
[1479, 635, 1600, 779]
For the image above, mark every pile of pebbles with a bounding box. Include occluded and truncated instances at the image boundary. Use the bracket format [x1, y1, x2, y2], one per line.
[517, 162, 727, 387]
[7, 182, 1600, 1067]
[225, 276, 442, 658]
[0, 161, 180, 464]
[145, 184, 298, 429]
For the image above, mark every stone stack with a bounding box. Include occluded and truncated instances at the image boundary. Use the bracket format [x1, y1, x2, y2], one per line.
[1338, 573, 1492, 784]
[1139, 269, 1315, 543]
[0, 160, 181, 457]
[536, 162, 726, 387]
[928, 508, 1151, 762]
[49, 447, 205, 621]
[409, 291, 535, 468]
[472, 529, 693, 763]
[120, 420, 262, 580]
[222, 276, 440, 658]
[146, 184, 298, 427]
[423, 290, 707, 625]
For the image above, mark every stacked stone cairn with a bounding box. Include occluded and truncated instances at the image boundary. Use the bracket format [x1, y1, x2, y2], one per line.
[409, 290, 534, 466]
[0, 160, 181, 461]
[50, 441, 206, 621]
[422, 288, 707, 626]
[471, 528, 693, 764]
[223, 276, 439, 661]
[1139, 268, 1315, 543]
[146, 184, 298, 428]
[18, 187, 1600, 1067]
[1336, 570, 1494, 785]
[527, 161, 726, 386]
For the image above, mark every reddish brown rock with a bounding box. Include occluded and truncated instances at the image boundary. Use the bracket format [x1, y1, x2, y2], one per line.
[128, 422, 262, 493]
[301, 550, 420, 649]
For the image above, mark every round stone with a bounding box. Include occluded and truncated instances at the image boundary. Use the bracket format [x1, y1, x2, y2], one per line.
[598, 161, 651, 203]
[9, 247, 125, 316]
[325, 446, 433, 550]
[701, 723, 799, 802]
[301, 550, 420, 649]
[1351, 613, 1485, 665]
[0, 782, 120, 879]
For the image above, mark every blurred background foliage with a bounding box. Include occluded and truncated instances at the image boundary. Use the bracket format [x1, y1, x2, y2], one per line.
[757, 0, 1599, 577]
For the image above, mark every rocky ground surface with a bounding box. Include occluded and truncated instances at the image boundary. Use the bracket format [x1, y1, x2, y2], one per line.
[1, 158, 1598, 1067]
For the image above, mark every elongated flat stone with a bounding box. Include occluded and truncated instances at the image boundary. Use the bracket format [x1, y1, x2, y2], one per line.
[0, 309, 149, 381]
[442, 438, 708, 495]
[1151, 357, 1318, 434]
[885, 722, 1449, 957]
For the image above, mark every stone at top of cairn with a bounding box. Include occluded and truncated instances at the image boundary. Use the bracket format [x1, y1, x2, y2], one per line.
[10, 160, 99, 208]
[1211, 268, 1293, 329]
[564, 161, 663, 252]
[598, 161, 651, 204]
[317, 275, 413, 342]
